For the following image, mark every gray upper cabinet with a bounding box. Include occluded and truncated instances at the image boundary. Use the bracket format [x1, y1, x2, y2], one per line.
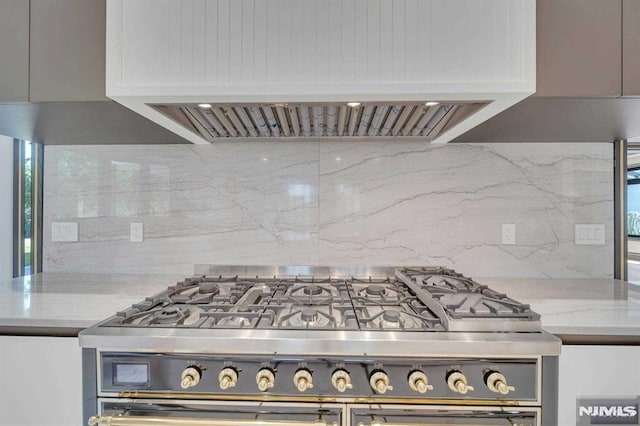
[536, 0, 621, 98]
[30, 0, 108, 102]
[0, 0, 29, 102]
[623, 0, 640, 96]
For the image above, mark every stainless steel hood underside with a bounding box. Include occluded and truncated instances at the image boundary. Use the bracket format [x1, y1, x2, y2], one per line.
[154, 102, 486, 142]
[454, 97, 640, 143]
[0, 101, 189, 145]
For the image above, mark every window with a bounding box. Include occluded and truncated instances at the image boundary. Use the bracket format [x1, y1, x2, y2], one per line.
[628, 167, 640, 238]
[13, 140, 43, 277]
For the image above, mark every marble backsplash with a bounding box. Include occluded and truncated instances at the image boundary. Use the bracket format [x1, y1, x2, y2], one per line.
[43, 142, 613, 278]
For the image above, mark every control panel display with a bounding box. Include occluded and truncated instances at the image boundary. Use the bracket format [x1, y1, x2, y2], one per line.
[114, 363, 149, 386]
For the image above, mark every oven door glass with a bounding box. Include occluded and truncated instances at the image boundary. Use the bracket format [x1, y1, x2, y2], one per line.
[349, 405, 539, 426]
[97, 399, 342, 426]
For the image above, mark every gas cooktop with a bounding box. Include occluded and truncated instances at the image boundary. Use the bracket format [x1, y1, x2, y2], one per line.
[99, 267, 540, 333]
[82, 266, 561, 426]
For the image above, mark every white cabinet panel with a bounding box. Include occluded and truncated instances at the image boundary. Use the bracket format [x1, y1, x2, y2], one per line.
[30, 0, 108, 101]
[536, 0, 621, 97]
[113, 0, 533, 87]
[0, 336, 82, 426]
[559, 346, 640, 426]
[0, 0, 29, 102]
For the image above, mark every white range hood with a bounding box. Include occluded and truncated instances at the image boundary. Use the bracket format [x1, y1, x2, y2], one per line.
[106, 0, 535, 144]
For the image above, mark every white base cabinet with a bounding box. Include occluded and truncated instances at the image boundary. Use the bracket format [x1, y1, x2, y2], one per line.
[0, 336, 82, 426]
[559, 345, 640, 425]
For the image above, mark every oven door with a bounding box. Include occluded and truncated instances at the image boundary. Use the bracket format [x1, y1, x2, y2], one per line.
[348, 404, 540, 426]
[92, 399, 343, 426]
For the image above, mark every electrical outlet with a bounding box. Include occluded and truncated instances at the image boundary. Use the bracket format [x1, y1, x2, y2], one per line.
[501, 224, 516, 245]
[130, 223, 143, 243]
[575, 224, 605, 245]
[51, 222, 78, 242]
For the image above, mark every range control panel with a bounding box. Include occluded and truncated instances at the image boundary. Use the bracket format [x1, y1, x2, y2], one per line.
[100, 353, 539, 401]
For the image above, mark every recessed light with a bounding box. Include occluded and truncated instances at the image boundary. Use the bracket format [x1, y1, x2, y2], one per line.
[197, 103, 212, 109]
[347, 102, 361, 108]
[425, 101, 440, 107]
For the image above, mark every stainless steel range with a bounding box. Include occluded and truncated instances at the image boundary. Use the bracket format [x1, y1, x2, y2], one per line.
[80, 266, 561, 426]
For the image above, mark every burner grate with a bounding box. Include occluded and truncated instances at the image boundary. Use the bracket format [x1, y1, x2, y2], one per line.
[395, 267, 541, 331]
[100, 267, 540, 332]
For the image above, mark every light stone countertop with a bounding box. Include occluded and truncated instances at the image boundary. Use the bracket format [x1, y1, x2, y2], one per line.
[1, 273, 639, 341]
[0, 273, 183, 335]
[478, 277, 640, 341]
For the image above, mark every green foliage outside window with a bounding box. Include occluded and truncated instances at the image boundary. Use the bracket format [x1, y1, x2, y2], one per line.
[629, 211, 640, 237]
[24, 156, 31, 239]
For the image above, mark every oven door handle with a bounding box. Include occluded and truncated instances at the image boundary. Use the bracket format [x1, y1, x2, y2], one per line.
[88, 415, 335, 426]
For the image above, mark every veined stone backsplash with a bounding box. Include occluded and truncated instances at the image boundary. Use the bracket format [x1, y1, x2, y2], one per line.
[43, 142, 613, 278]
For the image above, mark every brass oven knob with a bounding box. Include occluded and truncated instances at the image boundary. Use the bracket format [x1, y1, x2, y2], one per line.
[485, 371, 515, 395]
[331, 369, 353, 393]
[369, 371, 393, 394]
[256, 368, 275, 392]
[408, 370, 433, 394]
[180, 366, 201, 389]
[447, 371, 474, 394]
[293, 369, 314, 392]
[218, 367, 238, 390]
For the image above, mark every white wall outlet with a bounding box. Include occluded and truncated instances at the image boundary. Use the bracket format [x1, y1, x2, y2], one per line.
[575, 224, 605, 245]
[130, 223, 143, 243]
[501, 224, 516, 245]
[51, 222, 78, 242]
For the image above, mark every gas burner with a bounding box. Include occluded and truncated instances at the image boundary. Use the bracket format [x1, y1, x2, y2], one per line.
[277, 307, 338, 329]
[350, 282, 407, 305]
[168, 280, 239, 305]
[358, 307, 442, 330]
[380, 310, 409, 329]
[199, 282, 220, 295]
[216, 316, 256, 327]
[301, 307, 319, 322]
[365, 285, 386, 296]
[303, 285, 323, 296]
[382, 310, 401, 323]
[151, 306, 190, 325]
[358, 308, 413, 329]
[284, 283, 343, 302]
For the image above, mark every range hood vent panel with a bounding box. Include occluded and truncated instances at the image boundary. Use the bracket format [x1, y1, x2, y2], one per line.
[154, 102, 487, 142]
